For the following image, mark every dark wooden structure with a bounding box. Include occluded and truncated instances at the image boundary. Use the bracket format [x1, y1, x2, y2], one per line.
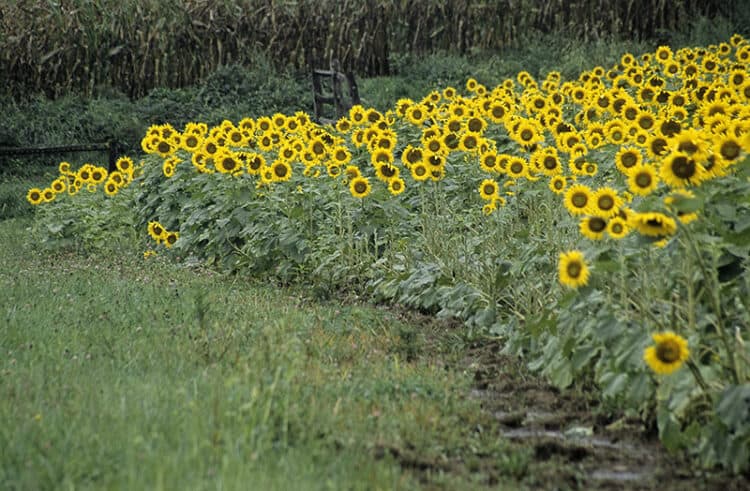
[0, 141, 120, 172]
[311, 60, 361, 125]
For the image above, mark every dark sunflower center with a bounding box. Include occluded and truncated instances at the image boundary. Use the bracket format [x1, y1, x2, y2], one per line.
[483, 184, 496, 195]
[566, 261, 582, 278]
[468, 118, 483, 132]
[651, 138, 668, 155]
[312, 142, 325, 155]
[484, 156, 496, 168]
[598, 196, 615, 210]
[656, 340, 680, 363]
[381, 165, 396, 178]
[619, 152, 637, 167]
[354, 182, 367, 194]
[638, 116, 654, 130]
[415, 165, 427, 176]
[186, 136, 198, 147]
[510, 162, 524, 174]
[543, 156, 558, 170]
[625, 108, 638, 120]
[589, 217, 607, 232]
[464, 136, 477, 148]
[167, 234, 177, 245]
[720, 141, 741, 161]
[554, 180, 564, 190]
[611, 222, 624, 234]
[158, 141, 171, 153]
[223, 159, 236, 171]
[274, 164, 287, 178]
[671, 156, 696, 178]
[572, 193, 588, 208]
[520, 129, 533, 141]
[492, 106, 505, 119]
[636, 172, 653, 187]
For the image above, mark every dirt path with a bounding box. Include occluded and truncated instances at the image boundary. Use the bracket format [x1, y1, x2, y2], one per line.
[463, 339, 748, 490]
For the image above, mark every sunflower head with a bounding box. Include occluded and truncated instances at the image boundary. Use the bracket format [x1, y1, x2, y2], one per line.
[644, 332, 689, 375]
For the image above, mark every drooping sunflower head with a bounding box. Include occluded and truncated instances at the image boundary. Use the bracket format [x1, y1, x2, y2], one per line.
[632, 212, 678, 237]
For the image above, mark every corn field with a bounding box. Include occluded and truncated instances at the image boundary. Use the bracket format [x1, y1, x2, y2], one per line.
[0, 0, 734, 99]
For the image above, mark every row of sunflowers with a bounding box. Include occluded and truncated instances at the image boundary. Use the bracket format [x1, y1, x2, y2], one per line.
[28, 34, 750, 471]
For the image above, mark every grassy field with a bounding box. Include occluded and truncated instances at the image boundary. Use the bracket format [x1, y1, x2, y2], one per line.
[0, 217, 533, 490]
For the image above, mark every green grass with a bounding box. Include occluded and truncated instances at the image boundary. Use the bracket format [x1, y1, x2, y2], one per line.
[0, 217, 529, 490]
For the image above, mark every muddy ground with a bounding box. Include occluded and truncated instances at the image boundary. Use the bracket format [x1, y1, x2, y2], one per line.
[385, 311, 750, 490]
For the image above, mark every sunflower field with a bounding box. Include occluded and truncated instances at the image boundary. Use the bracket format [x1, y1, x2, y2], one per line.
[27, 35, 750, 472]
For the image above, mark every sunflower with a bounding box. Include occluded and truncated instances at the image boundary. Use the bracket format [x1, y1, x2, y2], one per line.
[148, 221, 166, 242]
[271, 160, 292, 182]
[539, 150, 562, 176]
[564, 184, 593, 216]
[632, 212, 678, 237]
[627, 163, 660, 196]
[590, 187, 622, 218]
[479, 151, 500, 173]
[423, 135, 446, 155]
[714, 134, 744, 165]
[458, 131, 480, 153]
[162, 159, 176, 178]
[506, 157, 529, 179]
[558, 250, 590, 288]
[51, 177, 66, 194]
[411, 162, 430, 182]
[643, 332, 689, 375]
[478, 178, 499, 200]
[214, 151, 242, 175]
[104, 180, 119, 197]
[388, 177, 406, 196]
[635, 110, 656, 131]
[26, 187, 44, 205]
[42, 188, 56, 202]
[91, 168, 108, 184]
[579, 216, 608, 240]
[406, 104, 428, 126]
[329, 146, 351, 166]
[660, 151, 704, 188]
[164, 231, 179, 249]
[646, 135, 670, 159]
[487, 101, 510, 123]
[349, 176, 371, 199]
[607, 217, 630, 239]
[512, 120, 544, 146]
[548, 175, 567, 194]
[401, 145, 423, 168]
[655, 46, 673, 62]
[245, 153, 266, 175]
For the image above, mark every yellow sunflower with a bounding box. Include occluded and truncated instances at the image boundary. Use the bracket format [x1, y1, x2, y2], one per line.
[26, 187, 44, 205]
[349, 176, 371, 199]
[643, 332, 689, 375]
[479, 178, 499, 201]
[564, 184, 593, 216]
[627, 163, 659, 196]
[558, 250, 590, 288]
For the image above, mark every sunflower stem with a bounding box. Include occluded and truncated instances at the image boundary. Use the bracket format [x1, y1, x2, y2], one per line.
[681, 226, 740, 385]
[686, 359, 710, 393]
